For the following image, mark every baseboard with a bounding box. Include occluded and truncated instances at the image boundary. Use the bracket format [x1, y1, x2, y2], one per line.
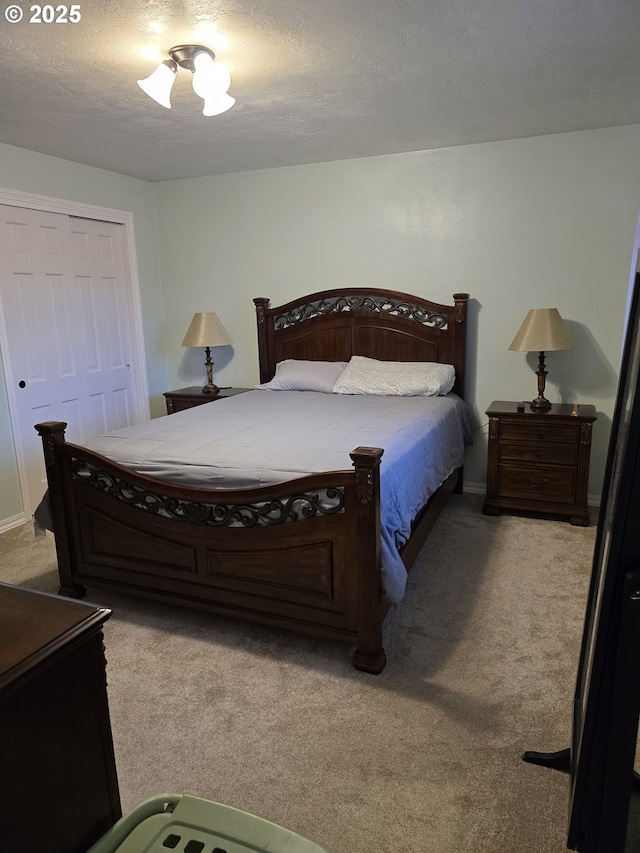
[0, 513, 27, 534]
[462, 482, 486, 496]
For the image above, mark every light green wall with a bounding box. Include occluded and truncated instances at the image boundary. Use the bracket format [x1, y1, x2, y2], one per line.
[154, 125, 640, 497]
[1, 126, 639, 524]
[0, 143, 167, 524]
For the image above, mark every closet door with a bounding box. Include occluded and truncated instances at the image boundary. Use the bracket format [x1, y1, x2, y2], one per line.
[68, 215, 136, 433]
[0, 205, 138, 515]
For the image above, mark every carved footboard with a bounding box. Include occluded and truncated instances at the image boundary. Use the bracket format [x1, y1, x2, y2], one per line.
[36, 421, 388, 673]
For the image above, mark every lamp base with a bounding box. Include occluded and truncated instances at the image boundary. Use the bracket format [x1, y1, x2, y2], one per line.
[530, 395, 552, 410]
[531, 351, 552, 410]
[202, 346, 218, 395]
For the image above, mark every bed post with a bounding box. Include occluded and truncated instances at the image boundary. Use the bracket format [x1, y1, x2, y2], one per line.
[34, 421, 86, 599]
[452, 293, 469, 495]
[350, 446, 387, 674]
[253, 297, 273, 383]
[451, 293, 469, 399]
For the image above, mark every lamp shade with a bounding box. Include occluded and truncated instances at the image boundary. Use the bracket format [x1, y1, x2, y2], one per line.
[192, 51, 234, 116]
[508, 308, 576, 352]
[201, 93, 236, 117]
[182, 313, 233, 348]
[137, 60, 177, 109]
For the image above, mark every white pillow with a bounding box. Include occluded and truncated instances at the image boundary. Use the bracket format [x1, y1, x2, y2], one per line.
[333, 356, 455, 396]
[255, 359, 348, 393]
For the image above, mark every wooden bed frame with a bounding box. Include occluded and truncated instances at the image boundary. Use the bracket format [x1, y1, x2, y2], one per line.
[36, 288, 469, 673]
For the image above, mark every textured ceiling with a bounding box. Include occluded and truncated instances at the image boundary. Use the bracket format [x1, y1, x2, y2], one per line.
[1, 0, 639, 182]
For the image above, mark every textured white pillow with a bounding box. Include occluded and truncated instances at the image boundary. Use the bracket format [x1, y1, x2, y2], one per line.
[255, 359, 348, 393]
[333, 356, 455, 396]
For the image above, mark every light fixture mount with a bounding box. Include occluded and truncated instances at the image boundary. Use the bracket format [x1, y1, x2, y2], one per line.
[168, 45, 215, 72]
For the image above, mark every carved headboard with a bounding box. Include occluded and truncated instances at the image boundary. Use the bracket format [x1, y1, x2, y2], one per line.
[254, 288, 469, 398]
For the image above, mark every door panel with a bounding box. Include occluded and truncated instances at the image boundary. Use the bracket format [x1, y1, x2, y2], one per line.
[1, 206, 138, 515]
[71, 218, 135, 432]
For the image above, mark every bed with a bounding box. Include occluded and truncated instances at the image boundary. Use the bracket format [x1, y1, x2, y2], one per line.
[35, 287, 470, 673]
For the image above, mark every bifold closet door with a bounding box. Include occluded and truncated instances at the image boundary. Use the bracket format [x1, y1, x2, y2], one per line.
[0, 205, 138, 515]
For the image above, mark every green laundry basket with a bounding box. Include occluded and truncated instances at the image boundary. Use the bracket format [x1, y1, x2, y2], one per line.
[86, 793, 329, 853]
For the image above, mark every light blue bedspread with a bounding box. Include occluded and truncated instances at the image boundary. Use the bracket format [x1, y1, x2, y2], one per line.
[87, 390, 470, 603]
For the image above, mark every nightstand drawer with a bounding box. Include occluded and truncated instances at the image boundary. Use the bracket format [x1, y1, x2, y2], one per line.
[500, 421, 578, 444]
[170, 396, 212, 413]
[498, 441, 578, 465]
[498, 465, 576, 504]
[163, 387, 250, 414]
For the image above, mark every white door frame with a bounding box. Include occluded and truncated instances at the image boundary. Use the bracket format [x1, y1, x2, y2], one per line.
[0, 188, 151, 520]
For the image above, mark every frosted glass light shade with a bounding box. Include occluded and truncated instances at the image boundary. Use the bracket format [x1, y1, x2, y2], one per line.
[201, 93, 236, 116]
[509, 308, 576, 352]
[137, 60, 177, 109]
[192, 51, 234, 115]
[182, 313, 233, 348]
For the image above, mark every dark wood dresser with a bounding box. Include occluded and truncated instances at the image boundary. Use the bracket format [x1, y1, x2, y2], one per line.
[483, 400, 597, 526]
[0, 583, 121, 853]
[163, 386, 250, 413]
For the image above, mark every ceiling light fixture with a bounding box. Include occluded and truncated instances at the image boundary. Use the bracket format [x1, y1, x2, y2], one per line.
[137, 45, 235, 116]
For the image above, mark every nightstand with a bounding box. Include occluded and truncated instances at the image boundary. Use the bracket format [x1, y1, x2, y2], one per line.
[163, 386, 250, 414]
[483, 400, 597, 526]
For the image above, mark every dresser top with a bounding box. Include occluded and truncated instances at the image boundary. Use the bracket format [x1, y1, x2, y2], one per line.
[0, 583, 110, 684]
[486, 400, 597, 421]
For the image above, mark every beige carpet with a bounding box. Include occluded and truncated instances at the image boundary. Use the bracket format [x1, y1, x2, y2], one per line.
[2, 494, 638, 852]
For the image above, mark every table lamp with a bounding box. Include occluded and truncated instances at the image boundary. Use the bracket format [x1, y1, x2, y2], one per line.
[509, 308, 576, 409]
[182, 312, 233, 394]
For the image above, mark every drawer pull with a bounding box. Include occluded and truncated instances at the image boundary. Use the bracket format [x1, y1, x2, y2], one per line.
[533, 449, 542, 459]
[523, 477, 550, 489]
[534, 428, 544, 440]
